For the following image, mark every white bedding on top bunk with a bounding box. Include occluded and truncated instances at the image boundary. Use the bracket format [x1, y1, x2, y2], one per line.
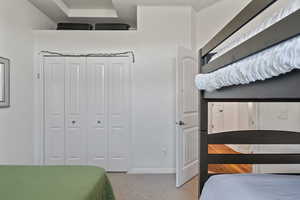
[195, 35, 300, 91]
[195, 0, 300, 91]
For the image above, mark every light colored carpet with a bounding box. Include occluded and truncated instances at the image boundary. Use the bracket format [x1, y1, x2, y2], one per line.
[108, 173, 198, 200]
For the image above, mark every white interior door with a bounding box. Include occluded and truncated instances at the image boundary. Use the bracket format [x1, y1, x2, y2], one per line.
[65, 57, 87, 165]
[176, 47, 199, 187]
[210, 103, 255, 133]
[210, 103, 225, 133]
[108, 57, 131, 172]
[44, 57, 65, 165]
[210, 103, 255, 154]
[86, 57, 108, 169]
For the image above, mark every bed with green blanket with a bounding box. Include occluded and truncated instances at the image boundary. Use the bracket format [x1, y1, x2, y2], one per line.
[0, 166, 115, 200]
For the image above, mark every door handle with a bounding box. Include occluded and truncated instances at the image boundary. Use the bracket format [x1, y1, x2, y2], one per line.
[176, 121, 185, 126]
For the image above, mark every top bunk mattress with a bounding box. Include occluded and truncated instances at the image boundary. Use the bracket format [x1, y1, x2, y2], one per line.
[195, 0, 300, 91]
[200, 174, 300, 200]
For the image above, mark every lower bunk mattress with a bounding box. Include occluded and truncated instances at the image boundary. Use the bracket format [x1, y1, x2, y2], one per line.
[0, 166, 115, 200]
[201, 174, 300, 200]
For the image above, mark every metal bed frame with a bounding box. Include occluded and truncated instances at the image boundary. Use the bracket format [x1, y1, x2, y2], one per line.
[198, 0, 300, 197]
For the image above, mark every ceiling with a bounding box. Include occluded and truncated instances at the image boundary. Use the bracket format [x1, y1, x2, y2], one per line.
[194, 0, 223, 11]
[62, 0, 114, 9]
[28, 0, 223, 28]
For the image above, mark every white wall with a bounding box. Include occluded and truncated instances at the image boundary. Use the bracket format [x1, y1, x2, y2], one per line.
[34, 6, 194, 172]
[195, 0, 250, 49]
[0, 0, 55, 164]
[196, 0, 294, 54]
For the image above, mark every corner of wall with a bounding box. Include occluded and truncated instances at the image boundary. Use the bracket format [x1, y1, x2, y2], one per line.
[136, 5, 143, 31]
[191, 7, 197, 51]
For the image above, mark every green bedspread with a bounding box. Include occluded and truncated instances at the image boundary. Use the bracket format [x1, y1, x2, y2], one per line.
[0, 166, 115, 200]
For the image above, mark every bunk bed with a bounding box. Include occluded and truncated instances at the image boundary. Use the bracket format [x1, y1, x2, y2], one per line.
[197, 0, 300, 199]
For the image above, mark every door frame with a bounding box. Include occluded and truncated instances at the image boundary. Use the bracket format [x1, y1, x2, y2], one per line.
[33, 54, 133, 171]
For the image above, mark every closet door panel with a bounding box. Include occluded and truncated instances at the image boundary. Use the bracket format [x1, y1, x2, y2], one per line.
[44, 57, 65, 165]
[108, 58, 130, 171]
[87, 58, 108, 168]
[65, 57, 87, 165]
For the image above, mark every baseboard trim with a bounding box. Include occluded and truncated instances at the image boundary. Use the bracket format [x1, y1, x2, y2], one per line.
[128, 168, 176, 174]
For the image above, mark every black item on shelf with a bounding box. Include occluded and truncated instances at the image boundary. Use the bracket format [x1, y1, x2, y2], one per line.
[57, 23, 93, 30]
[95, 23, 130, 30]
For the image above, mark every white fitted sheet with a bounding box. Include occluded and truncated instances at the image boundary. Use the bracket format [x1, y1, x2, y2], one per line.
[200, 174, 300, 200]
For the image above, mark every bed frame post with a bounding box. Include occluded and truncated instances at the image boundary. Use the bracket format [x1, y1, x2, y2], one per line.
[199, 49, 209, 197]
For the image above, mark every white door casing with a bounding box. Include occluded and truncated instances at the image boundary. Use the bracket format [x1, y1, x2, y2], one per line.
[176, 47, 199, 187]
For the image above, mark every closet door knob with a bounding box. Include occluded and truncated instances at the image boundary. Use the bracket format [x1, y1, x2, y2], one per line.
[176, 121, 185, 126]
[72, 120, 76, 124]
[97, 121, 101, 124]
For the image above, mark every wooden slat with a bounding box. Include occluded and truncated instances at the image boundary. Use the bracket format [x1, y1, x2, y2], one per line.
[202, 0, 277, 56]
[202, 9, 300, 73]
[208, 130, 300, 144]
[204, 69, 300, 101]
[208, 154, 300, 164]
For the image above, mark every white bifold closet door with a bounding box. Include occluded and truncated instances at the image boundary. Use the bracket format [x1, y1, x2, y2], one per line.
[65, 57, 87, 165]
[86, 58, 108, 169]
[44, 56, 130, 172]
[44, 57, 66, 165]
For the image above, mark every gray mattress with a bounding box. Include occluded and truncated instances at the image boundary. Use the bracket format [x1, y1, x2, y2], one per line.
[200, 174, 300, 200]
